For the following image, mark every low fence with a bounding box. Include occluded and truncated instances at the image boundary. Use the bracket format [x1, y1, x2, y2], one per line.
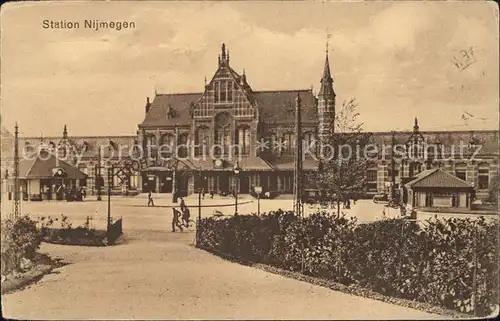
[196, 210, 498, 317]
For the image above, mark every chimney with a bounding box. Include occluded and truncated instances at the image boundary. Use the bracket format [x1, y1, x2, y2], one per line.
[145, 97, 151, 114]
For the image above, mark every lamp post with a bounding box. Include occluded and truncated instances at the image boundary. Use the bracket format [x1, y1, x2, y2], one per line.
[233, 161, 242, 216]
[2, 169, 8, 203]
[107, 166, 112, 238]
[254, 185, 262, 216]
[197, 173, 204, 221]
[97, 147, 102, 201]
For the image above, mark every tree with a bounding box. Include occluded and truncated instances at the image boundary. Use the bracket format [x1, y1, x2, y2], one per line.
[307, 98, 372, 217]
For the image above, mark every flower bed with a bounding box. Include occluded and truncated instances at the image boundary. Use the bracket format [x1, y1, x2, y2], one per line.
[36, 215, 121, 246]
[197, 210, 498, 317]
[39, 227, 107, 246]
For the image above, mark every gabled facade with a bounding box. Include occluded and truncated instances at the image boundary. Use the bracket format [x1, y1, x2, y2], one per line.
[136, 43, 324, 195]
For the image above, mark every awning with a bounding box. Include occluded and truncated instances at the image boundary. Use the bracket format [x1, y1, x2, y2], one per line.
[144, 156, 275, 172]
[271, 159, 319, 171]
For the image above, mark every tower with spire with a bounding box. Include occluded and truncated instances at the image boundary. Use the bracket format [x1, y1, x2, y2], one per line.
[317, 42, 336, 144]
[218, 43, 229, 67]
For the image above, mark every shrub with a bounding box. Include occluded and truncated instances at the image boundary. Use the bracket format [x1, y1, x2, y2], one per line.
[197, 211, 499, 317]
[1, 215, 42, 274]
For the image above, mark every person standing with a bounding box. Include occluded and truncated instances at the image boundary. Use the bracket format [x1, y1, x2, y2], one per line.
[172, 207, 183, 232]
[147, 190, 155, 207]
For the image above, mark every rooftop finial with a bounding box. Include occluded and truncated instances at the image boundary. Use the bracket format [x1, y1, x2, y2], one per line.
[204, 76, 207, 87]
[221, 43, 226, 59]
[63, 124, 68, 139]
[413, 117, 419, 131]
[326, 28, 331, 57]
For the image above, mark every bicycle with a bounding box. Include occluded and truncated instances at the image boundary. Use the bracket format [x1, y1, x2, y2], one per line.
[183, 218, 196, 232]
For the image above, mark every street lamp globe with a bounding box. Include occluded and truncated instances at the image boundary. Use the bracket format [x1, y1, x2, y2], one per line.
[234, 162, 241, 175]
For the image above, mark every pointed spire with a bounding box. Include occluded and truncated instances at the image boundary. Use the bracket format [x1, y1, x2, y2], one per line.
[318, 49, 335, 97]
[241, 68, 246, 84]
[413, 117, 419, 132]
[204, 76, 207, 87]
[221, 43, 226, 59]
[145, 96, 151, 114]
[63, 124, 68, 139]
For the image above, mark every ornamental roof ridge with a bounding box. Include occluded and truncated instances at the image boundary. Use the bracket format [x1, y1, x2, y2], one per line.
[253, 88, 312, 93]
[155, 92, 203, 96]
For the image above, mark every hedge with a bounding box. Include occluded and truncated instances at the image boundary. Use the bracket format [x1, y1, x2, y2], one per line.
[197, 210, 498, 317]
[1, 215, 42, 275]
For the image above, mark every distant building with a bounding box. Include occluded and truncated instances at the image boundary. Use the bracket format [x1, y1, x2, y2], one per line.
[1, 43, 498, 201]
[404, 168, 475, 210]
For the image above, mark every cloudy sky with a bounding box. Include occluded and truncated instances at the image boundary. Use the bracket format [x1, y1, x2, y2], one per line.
[1, 1, 498, 137]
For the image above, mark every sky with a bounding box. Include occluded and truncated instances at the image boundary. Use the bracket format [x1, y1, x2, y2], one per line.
[1, 0, 499, 137]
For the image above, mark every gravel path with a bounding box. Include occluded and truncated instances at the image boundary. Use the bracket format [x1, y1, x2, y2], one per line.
[2, 229, 442, 320]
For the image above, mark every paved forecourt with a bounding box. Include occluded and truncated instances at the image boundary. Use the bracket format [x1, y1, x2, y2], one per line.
[1, 195, 394, 231]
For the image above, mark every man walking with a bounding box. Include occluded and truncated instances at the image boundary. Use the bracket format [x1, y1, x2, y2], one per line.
[172, 207, 183, 232]
[182, 206, 191, 227]
[147, 190, 155, 207]
[180, 197, 186, 213]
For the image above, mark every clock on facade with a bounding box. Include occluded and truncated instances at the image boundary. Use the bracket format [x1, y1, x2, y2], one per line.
[214, 159, 223, 168]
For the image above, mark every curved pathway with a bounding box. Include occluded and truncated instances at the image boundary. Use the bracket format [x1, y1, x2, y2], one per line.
[2, 228, 443, 320]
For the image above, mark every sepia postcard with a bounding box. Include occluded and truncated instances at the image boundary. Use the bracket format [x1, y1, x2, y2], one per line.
[0, 0, 499, 319]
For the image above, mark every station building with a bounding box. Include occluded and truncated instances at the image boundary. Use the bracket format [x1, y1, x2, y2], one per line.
[1, 44, 498, 201]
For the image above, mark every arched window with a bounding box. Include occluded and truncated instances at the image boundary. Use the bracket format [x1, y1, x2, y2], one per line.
[303, 131, 315, 150]
[178, 133, 189, 158]
[409, 162, 422, 177]
[220, 81, 227, 102]
[478, 163, 489, 189]
[58, 144, 67, 158]
[407, 134, 425, 160]
[282, 132, 295, 154]
[227, 81, 233, 102]
[269, 133, 277, 153]
[455, 163, 467, 181]
[366, 162, 378, 192]
[159, 133, 174, 158]
[195, 127, 210, 156]
[236, 126, 251, 155]
[215, 112, 231, 156]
